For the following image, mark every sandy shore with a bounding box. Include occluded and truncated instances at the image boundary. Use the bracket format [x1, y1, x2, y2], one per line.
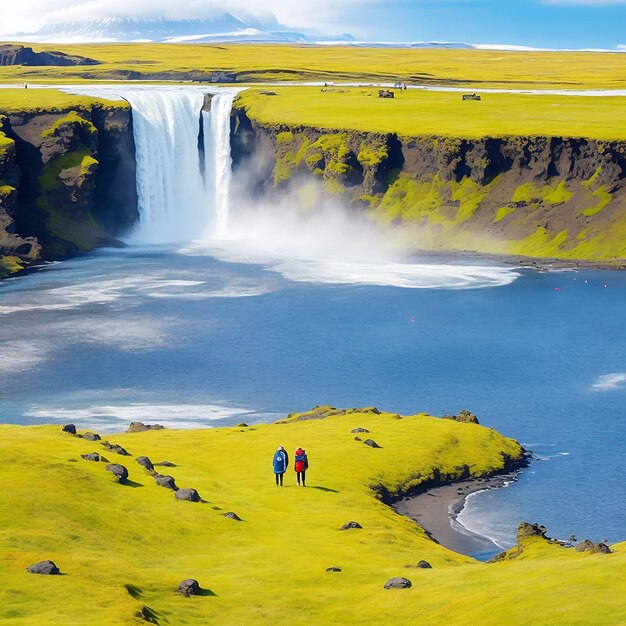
[394, 476, 514, 559]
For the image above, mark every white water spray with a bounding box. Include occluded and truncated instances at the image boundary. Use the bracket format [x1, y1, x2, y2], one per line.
[117, 88, 237, 244]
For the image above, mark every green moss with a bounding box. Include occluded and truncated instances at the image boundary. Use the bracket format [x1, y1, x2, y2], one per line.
[357, 141, 388, 167]
[79, 155, 98, 178]
[38, 146, 93, 191]
[0, 184, 16, 200]
[582, 166, 603, 190]
[41, 111, 97, 140]
[273, 135, 311, 185]
[0, 131, 14, 157]
[0, 255, 24, 277]
[325, 177, 345, 195]
[544, 181, 574, 205]
[582, 185, 612, 217]
[276, 130, 293, 145]
[450, 177, 490, 223]
[494, 206, 516, 222]
[513, 181, 574, 205]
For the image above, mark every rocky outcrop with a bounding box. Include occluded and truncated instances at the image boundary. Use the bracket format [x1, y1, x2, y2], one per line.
[231, 107, 626, 263]
[0, 102, 137, 276]
[178, 579, 202, 596]
[126, 422, 165, 433]
[0, 44, 99, 67]
[575, 540, 612, 554]
[26, 560, 60, 575]
[443, 410, 480, 424]
[384, 577, 412, 589]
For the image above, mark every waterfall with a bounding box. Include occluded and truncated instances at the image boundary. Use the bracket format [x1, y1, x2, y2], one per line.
[121, 88, 236, 244]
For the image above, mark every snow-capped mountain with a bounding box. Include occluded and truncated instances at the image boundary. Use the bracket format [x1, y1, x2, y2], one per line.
[3, 16, 355, 45]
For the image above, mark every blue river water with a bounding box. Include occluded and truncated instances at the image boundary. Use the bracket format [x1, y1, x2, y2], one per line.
[0, 243, 624, 549]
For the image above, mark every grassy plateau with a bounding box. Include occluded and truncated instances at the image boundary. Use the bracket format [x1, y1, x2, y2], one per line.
[0, 408, 624, 625]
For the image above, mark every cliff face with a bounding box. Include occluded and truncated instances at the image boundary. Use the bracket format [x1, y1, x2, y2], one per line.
[232, 107, 626, 263]
[0, 44, 99, 67]
[0, 104, 137, 276]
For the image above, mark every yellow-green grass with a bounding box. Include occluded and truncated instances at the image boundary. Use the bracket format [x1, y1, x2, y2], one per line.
[0, 410, 624, 625]
[0, 89, 127, 115]
[237, 86, 626, 140]
[2, 45, 626, 90]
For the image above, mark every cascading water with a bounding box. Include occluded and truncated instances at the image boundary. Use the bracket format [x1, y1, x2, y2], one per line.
[121, 88, 237, 244]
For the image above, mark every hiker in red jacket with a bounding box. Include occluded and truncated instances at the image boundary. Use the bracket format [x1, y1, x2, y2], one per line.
[294, 448, 309, 486]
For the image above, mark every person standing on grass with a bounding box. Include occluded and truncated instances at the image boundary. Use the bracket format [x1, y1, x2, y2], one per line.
[273, 446, 288, 486]
[294, 447, 309, 486]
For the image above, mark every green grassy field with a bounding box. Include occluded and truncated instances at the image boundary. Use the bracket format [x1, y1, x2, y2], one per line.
[238, 86, 626, 140]
[0, 89, 126, 115]
[0, 408, 624, 625]
[2, 44, 626, 90]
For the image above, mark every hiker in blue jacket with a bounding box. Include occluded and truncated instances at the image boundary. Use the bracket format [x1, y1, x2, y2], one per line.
[273, 446, 288, 486]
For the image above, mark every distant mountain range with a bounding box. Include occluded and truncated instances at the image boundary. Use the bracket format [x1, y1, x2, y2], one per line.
[2, 16, 355, 44]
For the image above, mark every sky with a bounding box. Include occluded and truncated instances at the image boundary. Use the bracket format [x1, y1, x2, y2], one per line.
[2, 0, 626, 49]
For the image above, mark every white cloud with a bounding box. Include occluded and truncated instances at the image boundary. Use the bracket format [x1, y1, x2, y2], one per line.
[0, 0, 379, 34]
[590, 373, 626, 391]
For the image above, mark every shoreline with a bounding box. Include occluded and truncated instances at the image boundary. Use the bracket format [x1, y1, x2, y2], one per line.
[394, 474, 518, 559]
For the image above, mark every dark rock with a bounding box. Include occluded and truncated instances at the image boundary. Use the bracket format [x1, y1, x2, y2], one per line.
[363, 439, 382, 448]
[81, 452, 101, 462]
[83, 432, 101, 441]
[154, 474, 177, 490]
[236, 422, 249, 427]
[384, 577, 412, 589]
[106, 463, 129, 483]
[417, 560, 432, 569]
[67, 459, 77, 462]
[154, 461, 176, 467]
[0, 44, 99, 67]
[101, 441, 131, 456]
[126, 421, 165, 433]
[443, 409, 480, 424]
[135, 456, 154, 471]
[575, 540, 612, 554]
[100, 456, 109, 463]
[223, 511, 242, 521]
[517, 522, 548, 542]
[175, 488, 200, 502]
[351, 428, 370, 433]
[26, 560, 60, 575]
[134, 605, 159, 624]
[61, 424, 76, 435]
[354, 437, 362, 441]
[340, 521, 362, 530]
[178, 579, 201, 596]
[326, 566, 342, 572]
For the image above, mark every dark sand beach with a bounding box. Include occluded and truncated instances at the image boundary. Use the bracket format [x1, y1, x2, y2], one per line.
[394, 476, 515, 559]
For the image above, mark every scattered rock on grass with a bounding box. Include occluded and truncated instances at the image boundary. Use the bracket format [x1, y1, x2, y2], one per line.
[81, 452, 101, 462]
[62, 424, 76, 435]
[354, 437, 362, 441]
[154, 474, 177, 490]
[175, 488, 200, 502]
[126, 422, 164, 433]
[223, 512, 242, 521]
[351, 428, 370, 434]
[363, 439, 382, 448]
[236, 422, 249, 427]
[27, 560, 60, 575]
[575, 540, 612, 554]
[101, 441, 131, 456]
[136, 456, 154, 471]
[384, 577, 412, 589]
[326, 566, 342, 572]
[106, 463, 129, 484]
[340, 521, 362, 530]
[178, 579, 202, 596]
[443, 410, 480, 424]
[83, 432, 101, 441]
[154, 461, 176, 467]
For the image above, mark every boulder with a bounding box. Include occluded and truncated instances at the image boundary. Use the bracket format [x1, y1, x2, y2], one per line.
[351, 428, 370, 434]
[443, 410, 480, 424]
[223, 512, 242, 521]
[83, 432, 101, 441]
[417, 560, 432, 569]
[154, 461, 176, 467]
[354, 437, 362, 441]
[326, 567, 342, 572]
[517, 522, 548, 542]
[175, 488, 200, 502]
[363, 439, 382, 448]
[236, 422, 249, 427]
[384, 577, 412, 589]
[101, 441, 131, 456]
[81, 452, 101, 462]
[154, 474, 177, 490]
[61, 424, 76, 435]
[178, 579, 201, 596]
[26, 560, 60, 575]
[340, 521, 362, 530]
[106, 463, 129, 484]
[575, 540, 612, 554]
[135, 456, 154, 471]
[126, 422, 165, 433]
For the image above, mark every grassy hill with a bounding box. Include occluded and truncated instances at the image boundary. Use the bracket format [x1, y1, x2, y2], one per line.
[0, 408, 623, 625]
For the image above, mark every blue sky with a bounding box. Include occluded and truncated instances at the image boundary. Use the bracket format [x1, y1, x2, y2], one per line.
[4, 0, 626, 49]
[355, 0, 626, 49]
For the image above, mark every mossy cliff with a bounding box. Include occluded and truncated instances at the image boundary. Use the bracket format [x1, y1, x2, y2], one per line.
[0, 103, 138, 276]
[232, 107, 626, 264]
